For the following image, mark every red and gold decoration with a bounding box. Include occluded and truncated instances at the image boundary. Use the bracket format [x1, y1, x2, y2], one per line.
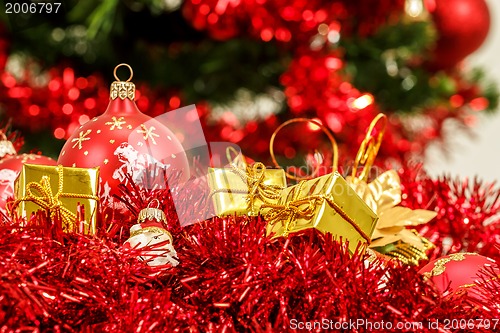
[346, 114, 437, 264]
[123, 199, 179, 268]
[0, 1, 498, 325]
[57, 64, 189, 208]
[419, 253, 500, 300]
[8, 164, 99, 234]
[426, 0, 491, 69]
[1, 130, 500, 331]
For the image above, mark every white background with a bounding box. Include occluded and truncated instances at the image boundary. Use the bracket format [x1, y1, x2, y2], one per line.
[424, 0, 500, 182]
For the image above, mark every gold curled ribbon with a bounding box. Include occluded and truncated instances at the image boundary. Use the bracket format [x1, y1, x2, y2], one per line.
[210, 162, 284, 215]
[269, 118, 338, 181]
[8, 165, 100, 230]
[264, 180, 371, 242]
[351, 113, 387, 183]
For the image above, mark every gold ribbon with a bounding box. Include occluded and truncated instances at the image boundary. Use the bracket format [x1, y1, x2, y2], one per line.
[351, 113, 387, 183]
[210, 162, 284, 215]
[9, 165, 100, 230]
[264, 180, 371, 242]
[347, 113, 436, 264]
[269, 118, 339, 181]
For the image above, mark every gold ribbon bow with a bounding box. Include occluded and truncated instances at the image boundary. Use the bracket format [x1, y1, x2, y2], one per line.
[264, 181, 372, 242]
[9, 165, 100, 230]
[210, 162, 284, 215]
[348, 114, 436, 264]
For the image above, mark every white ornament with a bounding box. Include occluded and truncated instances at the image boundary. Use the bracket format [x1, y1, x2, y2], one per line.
[125, 224, 179, 267]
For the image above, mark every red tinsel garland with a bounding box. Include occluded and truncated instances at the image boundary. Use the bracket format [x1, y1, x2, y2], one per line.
[399, 164, 500, 262]
[1, 217, 491, 333]
[2, 164, 500, 332]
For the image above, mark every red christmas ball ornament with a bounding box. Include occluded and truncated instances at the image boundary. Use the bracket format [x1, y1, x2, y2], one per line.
[57, 64, 189, 209]
[419, 253, 499, 299]
[426, 0, 491, 69]
[0, 153, 57, 213]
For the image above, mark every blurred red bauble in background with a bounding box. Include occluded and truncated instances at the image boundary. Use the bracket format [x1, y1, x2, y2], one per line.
[57, 65, 189, 210]
[419, 253, 499, 300]
[0, 154, 56, 213]
[426, 0, 490, 70]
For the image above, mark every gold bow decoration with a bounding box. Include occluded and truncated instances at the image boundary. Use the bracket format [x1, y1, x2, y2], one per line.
[264, 172, 378, 254]
[264, 180, 319, 236]
[8, 165, 100, 232]
[208, 159, 286, 216]
[348, 114, 437, 265]
[265, 191, 372, 243]
[228, 162, 284, 213]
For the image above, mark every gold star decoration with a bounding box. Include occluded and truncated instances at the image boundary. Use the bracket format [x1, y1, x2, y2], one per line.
[105, 116, 126, 130]
[71, 129, 92, 150]
[137, 124, 159, 145]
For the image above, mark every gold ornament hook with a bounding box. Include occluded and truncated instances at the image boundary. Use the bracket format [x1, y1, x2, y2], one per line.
[113, 63, 134, 82]
[270, 118, 338, 181]
[351, 113, 387, 182]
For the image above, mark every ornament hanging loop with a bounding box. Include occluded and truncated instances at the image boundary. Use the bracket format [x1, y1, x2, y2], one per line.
[148, 198, 161, 209]
[351, 113, 387, 182]
[113, 63, 134, 82]
[270, 118, 338, 181]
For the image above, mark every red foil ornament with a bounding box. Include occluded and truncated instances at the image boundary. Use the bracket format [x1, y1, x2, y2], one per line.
[57, 64, 189, 209]
[426, 0, 491, 69]
[419, 253, 499, 299]
[0, 153, 56, 212]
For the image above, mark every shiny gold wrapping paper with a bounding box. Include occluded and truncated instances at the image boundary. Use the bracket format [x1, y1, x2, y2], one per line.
[208, 166, 286, 216]
[266, 172, 378, 254]
[14, 164, 100, 235]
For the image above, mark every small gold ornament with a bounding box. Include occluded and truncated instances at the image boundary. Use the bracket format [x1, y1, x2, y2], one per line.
[124, 199, 178, 268]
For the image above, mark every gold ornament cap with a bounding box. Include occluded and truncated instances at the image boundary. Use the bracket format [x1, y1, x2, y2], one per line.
[138, 199, 167, 224]
[110, 63, 135, 101]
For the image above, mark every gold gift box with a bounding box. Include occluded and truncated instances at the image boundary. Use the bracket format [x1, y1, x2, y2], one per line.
[266, 172, 378, 254]
[14, 164, 100, 235]
[208, 166, 286, 216]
